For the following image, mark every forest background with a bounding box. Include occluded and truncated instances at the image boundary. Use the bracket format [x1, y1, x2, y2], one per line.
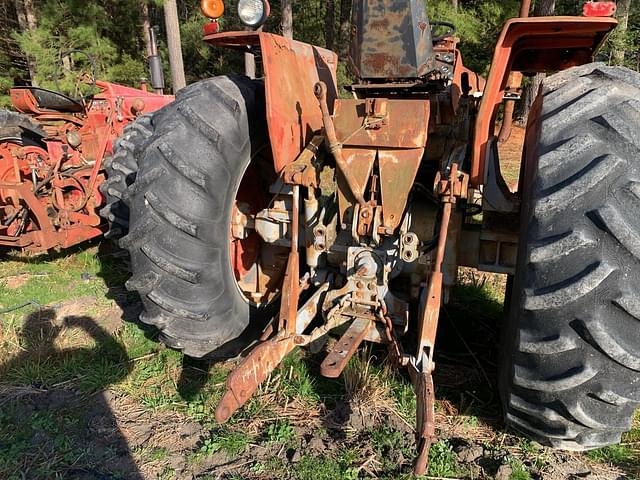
[0, 0, 638, 118]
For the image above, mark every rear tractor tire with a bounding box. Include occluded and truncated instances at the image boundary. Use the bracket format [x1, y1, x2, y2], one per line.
[501, 63, 640, 450]
[100, 115, 154, 240]
[122, 76, 286, 358]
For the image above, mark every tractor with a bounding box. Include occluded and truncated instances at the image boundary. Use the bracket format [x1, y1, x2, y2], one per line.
[108, 0, 640, 474]
[0, 43, 173, 253]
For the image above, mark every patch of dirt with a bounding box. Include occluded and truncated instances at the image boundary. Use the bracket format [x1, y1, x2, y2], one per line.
[3, 272, 32, 289]
[496, 123, 526, 190]
[0, 382, 632, 479]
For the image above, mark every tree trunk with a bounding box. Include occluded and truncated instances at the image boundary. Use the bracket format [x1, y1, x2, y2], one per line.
[338, 0, 352, 60]
[325, 0, 335, 50]
[451, 0, 458, 11]
[141, 0, 153, 58]
[612, 0, 631, 65]
[515, 0, 555, 122]
[13, 0, 38, 86]
[163, 0, 186, 92]
[281, 0, 293, 39]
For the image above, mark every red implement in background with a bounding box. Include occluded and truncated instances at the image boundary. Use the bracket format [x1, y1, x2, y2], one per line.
[0, 81, 173, 252]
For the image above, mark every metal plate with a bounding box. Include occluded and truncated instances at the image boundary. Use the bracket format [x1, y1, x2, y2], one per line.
[333, 99, 430, 148]
[204, 32, 338, 173]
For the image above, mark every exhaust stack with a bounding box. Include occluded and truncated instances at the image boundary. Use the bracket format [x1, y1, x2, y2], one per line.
[148, 26, 165, 94]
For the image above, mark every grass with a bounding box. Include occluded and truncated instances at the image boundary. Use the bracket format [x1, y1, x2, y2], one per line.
[428, 440, 466, 478]
[508, 458, 532, 480]
[1, 245, 639, 479]
[293, 454, 359, 480]
[198, 428, 251, 458]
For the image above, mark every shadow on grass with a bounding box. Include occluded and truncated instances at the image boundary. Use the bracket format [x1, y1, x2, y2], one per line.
[434, 281, 505, 421]
[0, 238, 102, 264]
[95, 240, 160, 346]
[0, 307, 142, 479]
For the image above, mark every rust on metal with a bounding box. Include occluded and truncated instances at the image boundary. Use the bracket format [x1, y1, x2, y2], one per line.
[471, 17, 617, 187]
[204, 31, 338, 173]
[336, 148, 376, 223]
[498, 0, 531, 144]
[333, 99, 429, 149]
[215, 335, 296, 423]
[279, 185, 301, 335]
[413, 371, 436, 476]
[0, 81, 172, 252]
[320, 317, 373, 378]
[416, 165, 459, 362]
[378, 149, 424, 231]
[350, 0, 435, 80]
[281, 135, 324, 188]
[315, 82, 367, 207]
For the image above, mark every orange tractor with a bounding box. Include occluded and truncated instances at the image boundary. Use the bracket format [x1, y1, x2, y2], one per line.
[0, 48, 173, 253]
[109, 0, 639, 473]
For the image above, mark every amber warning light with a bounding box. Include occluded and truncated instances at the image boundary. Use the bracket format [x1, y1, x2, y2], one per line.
[201, 0, 224, 19]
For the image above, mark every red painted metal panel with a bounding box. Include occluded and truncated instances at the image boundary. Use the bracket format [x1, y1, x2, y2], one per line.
[470, 16, 617, 187]
[583, 2, 617, 17]
[204, 31, 338, 172]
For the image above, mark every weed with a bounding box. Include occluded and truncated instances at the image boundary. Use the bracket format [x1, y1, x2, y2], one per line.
[198, 429, 250, 458]
[30, 411, 58, 433]
[294, 455, 357, 480]
[150, 447, 169, 461]
[428, 439, 464, 478]
[587, 444, 635, 465]
[462, 415, 480, 428]
[199, 437, 219, 456]
[266, 419, 296, 444]
[371, 424, 403, 454]
[508, 458, 532, 480]
[158, 466, 176, 479]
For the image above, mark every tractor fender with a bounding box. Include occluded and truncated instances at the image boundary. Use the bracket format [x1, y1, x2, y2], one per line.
[204, 31, 338, 172]
[471, 16, 617, 187]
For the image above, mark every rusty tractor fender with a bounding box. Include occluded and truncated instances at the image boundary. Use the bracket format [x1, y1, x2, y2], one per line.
[470, 16, 617, 188]
[203, 31, 338, 173]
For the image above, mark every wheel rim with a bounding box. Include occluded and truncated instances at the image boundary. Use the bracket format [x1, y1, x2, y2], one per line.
[229, 163, 289, 306]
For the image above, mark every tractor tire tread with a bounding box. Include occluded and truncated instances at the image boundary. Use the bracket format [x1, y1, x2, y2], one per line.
[100, 115, 154, 239]
[123, 75, 265, 358]
[501, 63, 640, 451]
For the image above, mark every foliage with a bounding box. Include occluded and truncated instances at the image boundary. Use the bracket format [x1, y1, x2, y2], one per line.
[2, 0, 639, 108]
[265, 419, 296, 444]
[12, 0, 148, 96]
[428, 439, 466, 478]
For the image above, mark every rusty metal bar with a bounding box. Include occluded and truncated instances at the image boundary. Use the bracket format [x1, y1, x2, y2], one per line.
[215, 335, 296, 423]
[314, 82, 367, 207]
[278, 185, 301, 335]
[413, 371, 436, 477]
[411, 164, 461, 476]
[320, 317, 372, 378]
[497, 0, 531, 143]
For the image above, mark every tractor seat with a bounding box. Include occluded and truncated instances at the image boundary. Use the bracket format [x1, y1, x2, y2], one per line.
[12, 87, 85, 113]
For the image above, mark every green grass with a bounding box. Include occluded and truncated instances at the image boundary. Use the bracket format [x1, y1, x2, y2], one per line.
[587, 444, 636, 465]
[508, 458, 532, 480]
[428, 440, 466, 478]
[294, 454, 359, 480]
[1, 246, 639, 479]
